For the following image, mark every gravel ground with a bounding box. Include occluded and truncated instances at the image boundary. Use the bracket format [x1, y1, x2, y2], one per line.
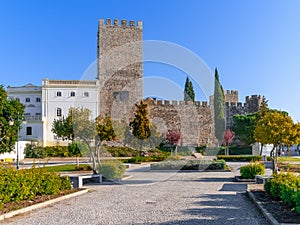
[1, 163, 269, 225]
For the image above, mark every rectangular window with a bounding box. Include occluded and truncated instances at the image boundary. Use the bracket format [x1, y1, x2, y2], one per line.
[26, 127, 32, 135]
[57, 108, 62, 117]
[84, 92, 89, 97]
[35, 113, 41, 116]
[25, 98, 30, 102]
[36, 97, 41, 102]
[113, 91, 129, 102]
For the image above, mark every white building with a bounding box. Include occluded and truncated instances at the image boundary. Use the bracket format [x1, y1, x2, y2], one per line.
[42, 79, 99, 146]
[7, 79, 99, 147]
[7, 84, 43, 143]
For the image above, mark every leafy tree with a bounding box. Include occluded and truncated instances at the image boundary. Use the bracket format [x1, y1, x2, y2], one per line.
[52, 115, 74, 141]
[254, 111, 300, 174]
[129, 100, 151, 156]
[222, 129, 235, 155]
[0, 86, 25, 153]
[166, 129, 181, 155]
[232, 114, 257, 146]
[213, 68, 225, 145]
[184, 77, 195, 102]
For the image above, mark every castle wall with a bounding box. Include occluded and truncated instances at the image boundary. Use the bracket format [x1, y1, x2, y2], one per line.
[145, 99, 214, 146]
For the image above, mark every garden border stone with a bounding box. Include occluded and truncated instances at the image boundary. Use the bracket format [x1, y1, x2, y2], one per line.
[0, 189, 89, 221]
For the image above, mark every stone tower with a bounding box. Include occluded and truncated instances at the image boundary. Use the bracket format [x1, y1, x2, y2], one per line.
[97, 18, 143, 117]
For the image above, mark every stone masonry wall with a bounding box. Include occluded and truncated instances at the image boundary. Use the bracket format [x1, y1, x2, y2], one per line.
[98, 18, 143, 116]
[145, 98, 214, 146]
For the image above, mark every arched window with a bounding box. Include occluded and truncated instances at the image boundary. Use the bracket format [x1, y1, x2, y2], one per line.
[57, 108, 62, 117]
[56, 91, 62, 97]
[25, 97, 30, 102]
[84, 92, 89, 97]
[70, 91, 76, 97]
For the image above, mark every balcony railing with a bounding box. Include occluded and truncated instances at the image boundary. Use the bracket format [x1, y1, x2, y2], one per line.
[24, 115, 42, 121]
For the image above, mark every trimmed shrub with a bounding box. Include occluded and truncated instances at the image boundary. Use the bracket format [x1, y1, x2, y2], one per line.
[240, 163, 265, 179]
[98, 160, 126, 179]
[217, 155, 262, 162]
[123, 155, 168, 163]
[265, 173, 300, 211]
[0, 165, 72, 208]
[105, 146, 139, 157]
[206, 160, 226, 170]
[150, 159, 227, 171]
[75, 164, 92, 171]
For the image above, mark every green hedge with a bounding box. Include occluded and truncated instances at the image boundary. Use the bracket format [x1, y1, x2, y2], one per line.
[150, 159, 226, 171]
[123, 155, 168, 163]
[240, 163, 265, 179]
[105, 146, 139, 157]
[0, 166, 72, 209]
[264, 173, 300, 213]
[217, 155, 262, 162]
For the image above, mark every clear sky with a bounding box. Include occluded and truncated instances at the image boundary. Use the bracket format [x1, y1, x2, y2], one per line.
[1, 0, 300, 121]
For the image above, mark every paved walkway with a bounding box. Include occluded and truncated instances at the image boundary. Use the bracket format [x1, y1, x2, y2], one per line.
[1, 163, 269, 225]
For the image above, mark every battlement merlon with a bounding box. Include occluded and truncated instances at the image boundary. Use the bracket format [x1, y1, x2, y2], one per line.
[99, 18, 142, 29]
[144, 98, 209, 108]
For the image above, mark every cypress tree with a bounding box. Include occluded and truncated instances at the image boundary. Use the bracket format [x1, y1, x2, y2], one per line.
[184, 77, 195, 102]
[214, 68, 225, 145]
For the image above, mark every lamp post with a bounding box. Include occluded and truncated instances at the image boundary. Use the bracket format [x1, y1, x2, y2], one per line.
[9, 113, 25, 170]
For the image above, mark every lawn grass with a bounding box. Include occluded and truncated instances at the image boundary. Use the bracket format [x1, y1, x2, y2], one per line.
[277, 156, 300, 162]
[44, 164, 90, 173]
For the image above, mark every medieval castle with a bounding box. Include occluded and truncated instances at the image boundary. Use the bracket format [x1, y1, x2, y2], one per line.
[7, 18, 263, 148]
[96, 18, 263, 147]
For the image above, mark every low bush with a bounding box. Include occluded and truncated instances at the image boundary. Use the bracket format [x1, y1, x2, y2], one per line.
[0, 165, 72, 209]
[123, 155, 168, 163]
[25, 144, 46, 158]
[264, 173, 300, 212]
[75, 164, 92, 171]
[240, 163, 265, 179]
[206, 160, 226, 170]
[217, 155, 262, 162]
[150, 159, 227, 171]
[105, 146, 139, 157]
[98, 160, 126, 179]
[44, 146, 69, 157]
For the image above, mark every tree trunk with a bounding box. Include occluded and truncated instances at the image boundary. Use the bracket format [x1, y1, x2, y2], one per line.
[175, 145, 178, 156]
[271, 146, 278, 174]
[260, 143, 263, 156]
[76, 156, 79, 168]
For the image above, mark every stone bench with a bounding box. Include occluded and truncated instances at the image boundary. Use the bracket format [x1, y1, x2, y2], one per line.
[255, 175, 271, 184]
[69, 174, 103, 188]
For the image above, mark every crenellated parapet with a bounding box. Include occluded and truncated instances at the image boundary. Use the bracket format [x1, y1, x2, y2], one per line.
[145, 98, 209, 108]
[224, 89, 239, 104]
[99, 18, 142, 29]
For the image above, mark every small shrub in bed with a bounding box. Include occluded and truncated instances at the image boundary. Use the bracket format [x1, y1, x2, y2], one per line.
[98, 160, 126, 179]
[240, 163, 265, 179]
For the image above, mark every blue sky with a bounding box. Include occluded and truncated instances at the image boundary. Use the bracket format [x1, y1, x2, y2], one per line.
[1, 0, 300, 121]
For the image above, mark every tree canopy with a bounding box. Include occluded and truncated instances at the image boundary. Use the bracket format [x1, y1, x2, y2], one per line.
[232, 114, 257, 146]
[254, 110, 300, 173]
[184, 77, 195, 102]
[0, 86, 25, 153]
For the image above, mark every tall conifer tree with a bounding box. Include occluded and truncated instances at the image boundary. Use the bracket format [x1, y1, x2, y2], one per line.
[184, 77, 195, 102]
[213, 68, 225, 145]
